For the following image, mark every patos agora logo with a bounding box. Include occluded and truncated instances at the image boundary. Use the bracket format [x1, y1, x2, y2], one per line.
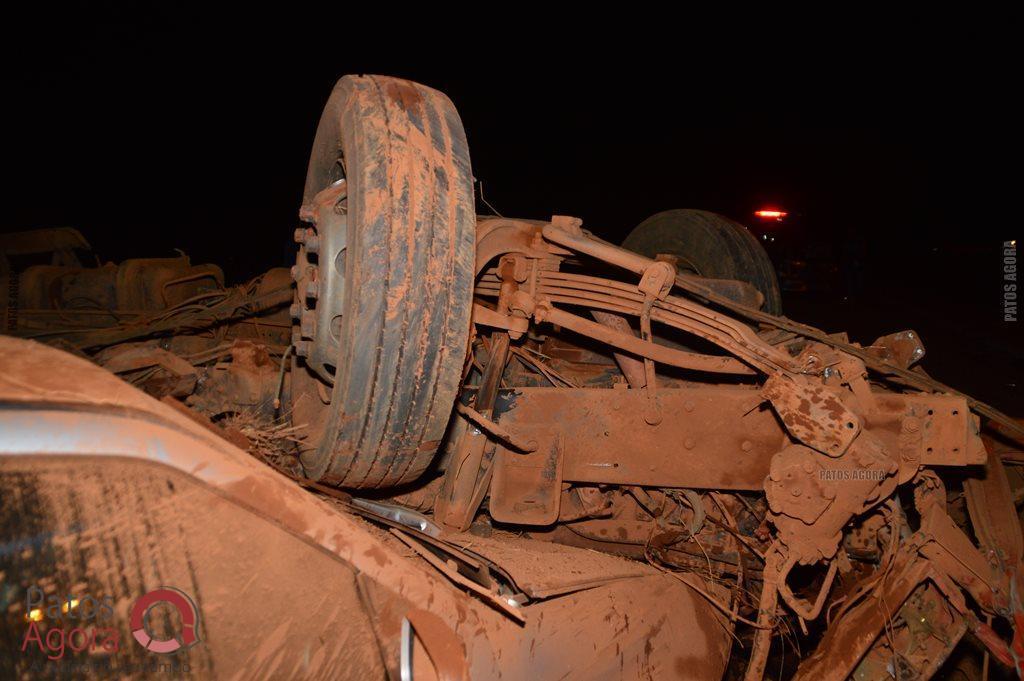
[21, 585, 201, 660]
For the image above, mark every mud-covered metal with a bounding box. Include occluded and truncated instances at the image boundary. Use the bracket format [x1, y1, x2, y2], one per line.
[0, 336, 735, 679]
[3, 72, 1024, 681]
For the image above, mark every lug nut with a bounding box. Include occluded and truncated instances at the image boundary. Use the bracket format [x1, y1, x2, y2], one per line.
[293, 227, 307, 244]
[289, 302, 301, 319]
[306, 280, 319, 299]
[294, 340, 310, 357]
[305, 234, 320, 254]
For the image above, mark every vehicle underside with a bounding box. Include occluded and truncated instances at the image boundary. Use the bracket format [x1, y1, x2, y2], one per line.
[2, 74, 1024, 680]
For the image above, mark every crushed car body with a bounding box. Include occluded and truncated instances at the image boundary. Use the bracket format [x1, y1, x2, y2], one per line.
[3, 74, 1024, 680]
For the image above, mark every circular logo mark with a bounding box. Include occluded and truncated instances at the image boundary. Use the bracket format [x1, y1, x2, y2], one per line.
[129, 587, 201, 654]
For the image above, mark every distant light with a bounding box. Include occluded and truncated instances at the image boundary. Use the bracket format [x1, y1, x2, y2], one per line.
[26, 608, 43, 622]
[755, 209, 787, 220]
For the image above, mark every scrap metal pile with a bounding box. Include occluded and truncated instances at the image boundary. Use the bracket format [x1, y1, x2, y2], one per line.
[4, 75, 1024, 680]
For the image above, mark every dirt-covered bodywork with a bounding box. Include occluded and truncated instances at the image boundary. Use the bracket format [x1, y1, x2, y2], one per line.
[0, 336, 732, 679]
[3, 74, 1024, 680]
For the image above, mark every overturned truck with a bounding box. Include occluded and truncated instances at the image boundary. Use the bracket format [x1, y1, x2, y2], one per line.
[3, 75, 1024, 680]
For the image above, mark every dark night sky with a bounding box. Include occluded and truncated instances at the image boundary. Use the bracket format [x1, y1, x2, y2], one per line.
[4, 8, 1020, 410]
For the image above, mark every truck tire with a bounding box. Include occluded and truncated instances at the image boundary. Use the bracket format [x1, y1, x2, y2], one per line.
[294, 75, 475, 489]
[623, 209, 782, 314]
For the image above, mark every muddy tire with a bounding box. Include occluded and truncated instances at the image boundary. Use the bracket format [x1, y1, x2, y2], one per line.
[295, 75, 475, 489]
[623, 209, 782, 314]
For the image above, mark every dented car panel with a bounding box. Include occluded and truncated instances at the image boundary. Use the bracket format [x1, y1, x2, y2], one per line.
[0, 337, 732, 679]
